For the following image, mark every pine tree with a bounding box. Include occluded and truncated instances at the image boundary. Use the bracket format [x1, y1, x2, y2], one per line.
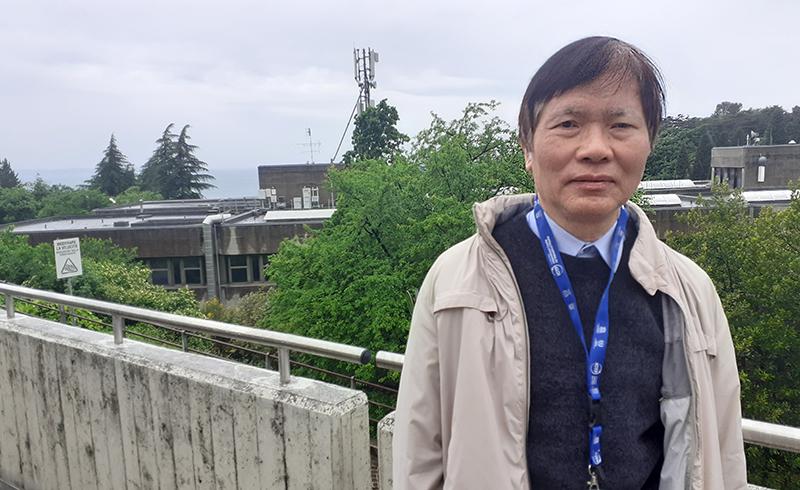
[0, 158, 21, 188]
[171, 125, 215, 199]
[139, 123, 177, 197]
[139, 124, 214, 199]
[87, 135, 135, 196]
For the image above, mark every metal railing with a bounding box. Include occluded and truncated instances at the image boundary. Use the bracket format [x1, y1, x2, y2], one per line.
[376, 351, 800, 455]
[0, 282, 370, 385]
[2, 281, 797, 456]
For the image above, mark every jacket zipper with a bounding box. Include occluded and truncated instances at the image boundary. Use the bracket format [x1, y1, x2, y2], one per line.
[481, 232, 532, 472]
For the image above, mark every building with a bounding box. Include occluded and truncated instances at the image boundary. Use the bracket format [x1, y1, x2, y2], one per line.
[710, 143, 800, 190]
[8, 198, 334, 302]
[8, 164, 344, 302]
[257, 163, 340, 209]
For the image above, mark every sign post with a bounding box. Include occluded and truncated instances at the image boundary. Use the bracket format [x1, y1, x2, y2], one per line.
[54, 237, 83, 296]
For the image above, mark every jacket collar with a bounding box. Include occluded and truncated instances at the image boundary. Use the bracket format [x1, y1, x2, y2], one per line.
[472, 193, 670, 296]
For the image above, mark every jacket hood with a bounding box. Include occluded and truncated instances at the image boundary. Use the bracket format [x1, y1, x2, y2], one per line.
[472, 193, 670, 296]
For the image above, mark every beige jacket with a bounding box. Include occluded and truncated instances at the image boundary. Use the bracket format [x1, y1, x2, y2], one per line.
[393, 194, 747, 489]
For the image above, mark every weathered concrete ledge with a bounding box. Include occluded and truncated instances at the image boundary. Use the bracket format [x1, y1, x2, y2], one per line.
[0, 313, 370, 489]
[377, 412, 394, 490]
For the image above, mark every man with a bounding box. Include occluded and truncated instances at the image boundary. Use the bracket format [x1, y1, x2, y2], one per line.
[393, 37, 747, 489]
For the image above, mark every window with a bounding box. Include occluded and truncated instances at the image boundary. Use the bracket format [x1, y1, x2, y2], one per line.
[250, 256, 262, 282]
[228, 256, 249, 283]
[149, 258, 170, 285]
[758, 165, 765, 183]
[311, 186, 320, 207]
[183, 257, 204, 284]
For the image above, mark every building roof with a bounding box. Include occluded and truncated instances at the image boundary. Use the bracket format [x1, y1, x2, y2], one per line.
[638, 179, 698, 190]
[262, 208, 336, 222]
[642, 194, 685, 207]
[741, 189, 799, 203]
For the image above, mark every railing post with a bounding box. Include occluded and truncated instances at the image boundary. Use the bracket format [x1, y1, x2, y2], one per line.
[181, 330, 189, 352]
[58, 304, 66, 323]
[278, 347, 290, 385]
[112, 315, 124, 344]
[350, 375, 356, 389]
[5, 295, 14, 319]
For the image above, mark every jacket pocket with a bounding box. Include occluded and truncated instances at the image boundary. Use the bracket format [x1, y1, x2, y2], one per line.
[433, 291, 506, 321]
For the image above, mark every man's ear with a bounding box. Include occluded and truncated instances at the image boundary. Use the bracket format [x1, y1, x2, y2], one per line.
[523, 147, 535, 175]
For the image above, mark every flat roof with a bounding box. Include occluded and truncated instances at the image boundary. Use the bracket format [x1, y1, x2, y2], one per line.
[643, 194, 685, 207]
[97, 198, 265, 215]
[10, 214, 209, 233]
[741, 190, 798, 202]
[639, 179, 698, 190]
[258, 162, 338, 169]
[262, 208, 336, 222]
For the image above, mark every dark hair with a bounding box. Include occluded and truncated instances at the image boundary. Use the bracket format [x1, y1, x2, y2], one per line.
[518, 36, 665, 149]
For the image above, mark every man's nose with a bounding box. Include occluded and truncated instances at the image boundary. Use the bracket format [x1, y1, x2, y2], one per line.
[576, 126, 612, 163]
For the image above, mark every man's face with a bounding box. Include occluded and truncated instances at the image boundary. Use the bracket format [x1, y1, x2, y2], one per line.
[523, 77, 651, 236]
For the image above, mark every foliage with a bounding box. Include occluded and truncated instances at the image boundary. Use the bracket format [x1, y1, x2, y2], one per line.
[646, 104, 800, 180]
[0, 158, 21, 188]
[0, 181, 118, 224]
[87, 134, 135, 196]
[202, 290, 270, 327]
[0, 187, 38, 224]
[170, 125, 215, 199]
[140, 123, 215, 199]
[140, 123, 177, 195]
[668, 186, 800, 488]
[343, 99, 410, 163]
[266, 101, 528, 383]
[0, 231, 60, 291]
[36, 187, 110, 218]
[114, 186, 163, 205]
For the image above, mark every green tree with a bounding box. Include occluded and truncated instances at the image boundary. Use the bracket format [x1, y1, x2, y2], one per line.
[170, 125, 215, 199]
[140, 124, 215, 199]
[114, 186, 163, 205]
[712, 101, 743, 117]
[266, 102, 528, 383]
[0, 187, 37, 223]
[36, 187, 110, 218]
[0, 158, 21, 188]
[140, 123, 177, 196]
[668, 187, 800, 488]
[87, 134, 135, 196]
[342, 99, 410, 163]
[0, 230, 58, 290]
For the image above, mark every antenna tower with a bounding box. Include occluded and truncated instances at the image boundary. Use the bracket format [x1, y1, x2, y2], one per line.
[298, 128, 321, 164]
[354, 48, 379, 115]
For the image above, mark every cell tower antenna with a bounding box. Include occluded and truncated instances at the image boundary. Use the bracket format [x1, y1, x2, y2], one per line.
[353, 47, 379, 115]
[297, 128, 321, 164]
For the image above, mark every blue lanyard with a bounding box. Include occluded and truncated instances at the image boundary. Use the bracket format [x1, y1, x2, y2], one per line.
[532, 198, 628, 476]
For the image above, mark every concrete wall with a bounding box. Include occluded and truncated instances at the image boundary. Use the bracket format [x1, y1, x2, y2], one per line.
[0, 313, 370, 490]
[218, 223, 320, 255]
[23, 226, 204, 258]
[257, 164, 338, 209]
[711, 144, 800, 190]
[377, 413, 394, 490]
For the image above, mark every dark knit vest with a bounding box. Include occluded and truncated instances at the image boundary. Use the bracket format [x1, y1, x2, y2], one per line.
[493, 211, 665, 489]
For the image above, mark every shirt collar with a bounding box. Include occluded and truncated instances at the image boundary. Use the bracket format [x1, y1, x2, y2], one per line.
[526, 207, 621, 268]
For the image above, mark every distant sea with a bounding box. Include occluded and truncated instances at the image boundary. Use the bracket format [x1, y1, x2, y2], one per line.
[17, 167, 261, 199]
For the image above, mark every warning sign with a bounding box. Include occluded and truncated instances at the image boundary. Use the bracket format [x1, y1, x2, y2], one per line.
[54, 238, 83, 279]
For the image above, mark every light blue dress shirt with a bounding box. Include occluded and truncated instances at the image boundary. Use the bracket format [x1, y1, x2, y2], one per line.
[525, 207, 625, 268]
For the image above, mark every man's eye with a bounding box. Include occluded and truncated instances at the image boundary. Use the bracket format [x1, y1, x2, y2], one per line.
[612, 122, 632, 129]
[558, 121, 576, 129]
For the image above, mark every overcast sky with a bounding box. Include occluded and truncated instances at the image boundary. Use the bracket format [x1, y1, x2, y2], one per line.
[2, 0, 799, 181]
